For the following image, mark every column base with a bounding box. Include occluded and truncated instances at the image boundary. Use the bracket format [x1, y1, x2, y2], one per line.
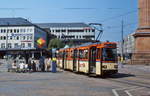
[132, 52, 150, 65]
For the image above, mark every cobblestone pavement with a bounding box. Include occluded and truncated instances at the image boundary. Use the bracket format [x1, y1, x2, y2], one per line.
[0, 62, 150, 96]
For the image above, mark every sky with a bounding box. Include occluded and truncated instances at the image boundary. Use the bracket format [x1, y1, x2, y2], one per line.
[0, 0, 138, 42]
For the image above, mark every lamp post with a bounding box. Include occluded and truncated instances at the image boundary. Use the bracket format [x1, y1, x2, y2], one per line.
[6, 23, 9, 71]
[121, 19, 124, 65]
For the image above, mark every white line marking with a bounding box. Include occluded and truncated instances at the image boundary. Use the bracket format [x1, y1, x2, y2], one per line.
[114, 86, 137, 91]
[112, 86, 138, 96]
[125, 90, 133, 96]
[112, 89, 119, 96]
[127, 87, 145, 92]
[125, 87, 145, 96]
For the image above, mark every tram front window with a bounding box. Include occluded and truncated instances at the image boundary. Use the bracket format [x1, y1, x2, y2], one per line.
[102, 48, 117, 61]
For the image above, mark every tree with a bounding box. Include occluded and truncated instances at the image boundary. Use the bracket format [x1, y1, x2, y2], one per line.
[48, 38, 64, 49]
[68, 40, 74, 47]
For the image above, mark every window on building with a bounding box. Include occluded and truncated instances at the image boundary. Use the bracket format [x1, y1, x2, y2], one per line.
[30, 29, 32, 32]
[14, 43, 19, 48]
[27, 29, 30, 32]
[20, 29, 23, 33]
[1, 43, 4, 48]
[56, 30, 60, 32]
[80, 36, 82, 39]
[61, 30, 66, 32]
[7, 36, 10, 40]
[7, 29, 10, 33]
[3, 36, 6, 40]
[23, 36, 26, 40]
[68, 29, 84, 32]
[7, 43, 12, 48]
[88, 29, 90, 32]
[14, 29, 16, 33]
[16, 36, 19, 40]
[17, 29, 19, 33]
[92, 29, 95, 32]
[27, 36, 29, 40]
[23, 29, 26, 32]
[1, 43, 5, 48]
[21, 43, 25, 48]
[85, 29, 87, 32]
[0, 36, 3, 40]
[3, 29, 6, 33]
[76, 36, 78, 39]
[28, 43, 32, 48]
[30, 36, 32, 40]
[0, 29, 2, 33]
[10, 36, 12, 40]
[10, 29, 13, 33]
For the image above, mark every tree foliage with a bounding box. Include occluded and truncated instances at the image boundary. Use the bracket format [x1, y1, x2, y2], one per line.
[48, 38, 64, 49]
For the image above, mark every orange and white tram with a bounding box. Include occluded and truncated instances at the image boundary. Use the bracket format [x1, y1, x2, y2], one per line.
[57, 42, 118, 76]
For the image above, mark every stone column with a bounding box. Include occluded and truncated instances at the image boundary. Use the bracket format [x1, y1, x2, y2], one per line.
[132, 0, 150, 64]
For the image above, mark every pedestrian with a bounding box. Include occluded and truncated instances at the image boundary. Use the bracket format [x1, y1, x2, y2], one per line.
[19, 61, 25, 73]
[28, 58, 32, 72]
[11, 60, 17, 72]
[51, 57, 57, 73]
[39, 56, 45, 72]
[32, 60, 36, 72]
[45, 57, 51, 72]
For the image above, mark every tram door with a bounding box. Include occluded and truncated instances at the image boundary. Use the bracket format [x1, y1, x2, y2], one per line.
[73, 49, 77, 71]
[89, 47, 97, 74]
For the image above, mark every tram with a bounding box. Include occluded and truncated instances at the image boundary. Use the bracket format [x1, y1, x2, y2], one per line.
[57, 42, 118, 76]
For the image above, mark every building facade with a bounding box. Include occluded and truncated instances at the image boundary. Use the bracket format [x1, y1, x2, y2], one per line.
[0, 18, 47, 58]
[123, 33, 135, 59]
[36, 23, 95, 45]
[117, 33, 135, 64]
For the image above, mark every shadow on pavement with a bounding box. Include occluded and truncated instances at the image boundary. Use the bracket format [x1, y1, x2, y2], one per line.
[87, 73, 135, 79]
[106, 73, 135, 79]
[34, 70, 63, 73]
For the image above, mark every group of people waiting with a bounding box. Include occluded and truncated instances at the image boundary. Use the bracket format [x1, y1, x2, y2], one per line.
[10, 56, 52, 73]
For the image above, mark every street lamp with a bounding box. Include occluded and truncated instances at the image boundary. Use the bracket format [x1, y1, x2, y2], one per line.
[6, 22, 9, 71]
[121, 19, 124, 64]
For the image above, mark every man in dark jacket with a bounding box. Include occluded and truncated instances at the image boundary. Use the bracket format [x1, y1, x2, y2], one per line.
[39, 56, 45, 72]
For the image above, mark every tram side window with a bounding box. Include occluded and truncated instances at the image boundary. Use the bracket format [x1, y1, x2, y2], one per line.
[71, 51, 74, 58]
[65, 52, 68, 58]
[96, 48, 101, 59]
[68, 51, 72, 58]
[84, 50, 88, 59]
[66, 52, 69, 58]
[79, 50, 88, 59]
[79, 50, 83, 59]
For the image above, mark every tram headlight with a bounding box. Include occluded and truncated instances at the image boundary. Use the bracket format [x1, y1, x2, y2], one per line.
[102, 65, 107, 69]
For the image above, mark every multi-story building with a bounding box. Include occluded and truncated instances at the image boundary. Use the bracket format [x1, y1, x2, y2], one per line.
[0, 18, 48, 58]
[123, 33, 135, 57]
[117, 33, 135, 59]
[36, 23, 95, 45]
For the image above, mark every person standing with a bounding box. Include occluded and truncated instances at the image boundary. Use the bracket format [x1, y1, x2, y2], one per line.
[28, 58, 32, 72]
[32, 61, 36, 72]
[39, 56, 45, 72]
[11, 60, 17, 72]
